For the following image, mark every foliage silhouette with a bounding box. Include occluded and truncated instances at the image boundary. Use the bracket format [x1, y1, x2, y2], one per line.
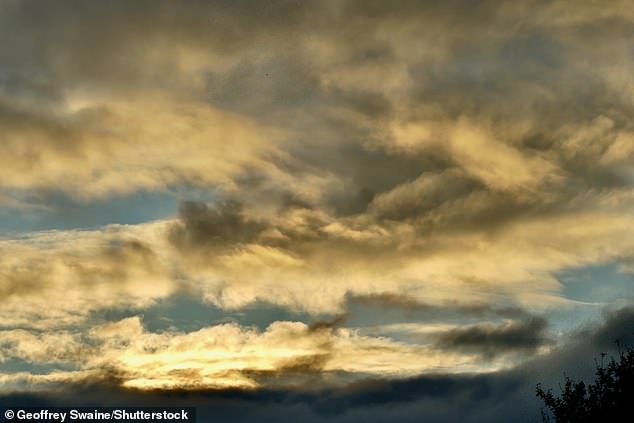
[536, 340, 634, 422]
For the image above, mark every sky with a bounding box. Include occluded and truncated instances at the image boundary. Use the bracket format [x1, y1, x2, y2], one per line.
[1, 1, 634, 421]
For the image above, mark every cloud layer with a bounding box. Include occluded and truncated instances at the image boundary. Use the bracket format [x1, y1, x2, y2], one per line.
[1, 1, 634, 417]
[3, 307, 634, 423]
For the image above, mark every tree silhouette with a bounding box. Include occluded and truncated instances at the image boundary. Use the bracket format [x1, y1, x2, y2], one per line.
[536, 341, 634, 422]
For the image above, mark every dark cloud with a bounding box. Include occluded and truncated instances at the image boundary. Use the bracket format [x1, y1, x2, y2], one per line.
[168, 200, 265, 250]
[521, 306, 634, 391]
[347, 293, 531, 321]
[434, 316, 552, 359]
[316, 145, 438, 217]
[347, 293, 551, 360]
[576, 306, 634, 351]
[0, 100, 80, 151]
[307, 315, 348, 333]
[0, 370, 540, 423]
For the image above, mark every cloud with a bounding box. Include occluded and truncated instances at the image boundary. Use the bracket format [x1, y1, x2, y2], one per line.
[2, 306, 634, 423]
[1, 0, 633, 222]
[0, 222, 175, 329]
[6, 191, 633, 331]
[346, 293, 532, 320]
[0, 97, 298, 199]
[1, 0, 634, 409]
[433, 316, 552, 360]
[1, 315, 487, 391]
[166, 195, 634, 313]
[0, 330, 83, 364]
[169, 200, 266, 250]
